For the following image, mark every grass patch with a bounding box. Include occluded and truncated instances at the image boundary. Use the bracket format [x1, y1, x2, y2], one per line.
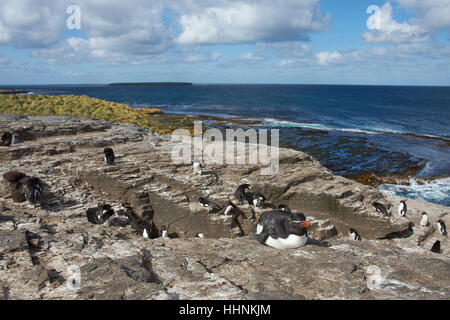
[0, 94, 198, 135]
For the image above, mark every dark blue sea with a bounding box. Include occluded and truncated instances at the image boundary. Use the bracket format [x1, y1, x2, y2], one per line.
[2, 84, 450, 206]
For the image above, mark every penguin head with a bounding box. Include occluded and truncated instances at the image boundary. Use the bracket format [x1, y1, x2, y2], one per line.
[285, 219, 309, 236]
[160, 225, 167, 231]
[421, 211, 428, 216]
[103, 147, 114, 155]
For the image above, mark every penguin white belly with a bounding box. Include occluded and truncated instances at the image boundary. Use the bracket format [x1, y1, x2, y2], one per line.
[224, 205, 233, 215]
[420, 216, 429, 226]
[193, 163, 202, 174]
[265, 234, 307, 249]
[255, 224, 263, 234]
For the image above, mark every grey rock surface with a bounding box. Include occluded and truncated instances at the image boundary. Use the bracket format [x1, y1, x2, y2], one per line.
[0, 113, 448, 300]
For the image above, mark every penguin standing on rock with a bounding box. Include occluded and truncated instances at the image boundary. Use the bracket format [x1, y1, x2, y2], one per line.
[431, 240, 441, 253]
[193, 160, 203, 175]
[1, 132, 12, 146]
[252, 193, 266, 207]
[235, 184, 250, 205]
[222, 200, 237, 216]
[398, 200, 407, 217]
[349, 228, 361, 241]
[437, 219, 447, 235]
[420, 212, 429, 227]
[160, 225, 169, 238]
[373, 202, 390, 216]
[103, 148, 115, 165]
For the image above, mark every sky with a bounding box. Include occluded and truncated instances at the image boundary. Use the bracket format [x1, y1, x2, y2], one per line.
[0, 0, 449, 86]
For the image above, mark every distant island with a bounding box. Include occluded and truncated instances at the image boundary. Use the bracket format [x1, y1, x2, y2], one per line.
[106, 82, 193, 87]
[0, 89, 30, 95]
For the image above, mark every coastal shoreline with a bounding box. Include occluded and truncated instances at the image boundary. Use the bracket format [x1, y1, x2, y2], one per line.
[0, 92, 448, 205]
[0, 89, 30, 95]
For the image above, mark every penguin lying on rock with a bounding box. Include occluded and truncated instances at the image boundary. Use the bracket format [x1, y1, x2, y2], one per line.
[3, 171, 44, 205]
[254, 214, 310, 249]
[86, 204, 115, 224]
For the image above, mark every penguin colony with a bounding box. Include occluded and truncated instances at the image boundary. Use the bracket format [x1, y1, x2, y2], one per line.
[1, 139, 447, 253]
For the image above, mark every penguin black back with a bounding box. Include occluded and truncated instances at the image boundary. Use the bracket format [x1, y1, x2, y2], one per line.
[1, 132, 12, 146]
[235, 184, 250, 205]
[373, 202, 390, 216]
[437, 219, 447, 235]
[103, 147, 115, 165]
[198, 197, 221, 211]
[22, 177, 43, 204]
[431, 240, 441, 253]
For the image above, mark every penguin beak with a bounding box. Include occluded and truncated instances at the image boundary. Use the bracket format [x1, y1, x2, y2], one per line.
[300, 221, 310, 228]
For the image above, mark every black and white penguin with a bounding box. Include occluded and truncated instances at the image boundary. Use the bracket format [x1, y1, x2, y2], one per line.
[198, 197, 221, 211]
[22, 177, 43, 204]
[420, 212, 429, 227]
[431, 240, 441, 253]
[252, 193, 266, 207]
[193, 160, 203, 175]
[437, 219, 447, 235]
[398, 200, 407, 217]
[196, 232, 205, 238]
[349, 228, 361, 241]
[255, 214, 310, 249]
[1, 132, 12, 146]
[373, 202, 390, 216]
[253, 209, 307, 235]
[278, 205, 291, 213]
[235, 184, 250, 205]
[86, 204, 114, 224]
[103, 147, 115, 165]
[160, 225, 169, 238]
[222, 200, 237, 215]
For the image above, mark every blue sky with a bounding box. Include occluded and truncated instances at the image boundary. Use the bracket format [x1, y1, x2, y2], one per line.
[0, 0, 449, 85]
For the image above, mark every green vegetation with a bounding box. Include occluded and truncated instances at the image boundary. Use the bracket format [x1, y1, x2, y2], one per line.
[0, 94, 198, 135]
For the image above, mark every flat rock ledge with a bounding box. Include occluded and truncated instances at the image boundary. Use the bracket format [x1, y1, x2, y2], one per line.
[0, 113, 448, 300]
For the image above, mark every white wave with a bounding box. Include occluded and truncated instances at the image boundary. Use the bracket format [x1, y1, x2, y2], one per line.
[379, 177, 450, 206]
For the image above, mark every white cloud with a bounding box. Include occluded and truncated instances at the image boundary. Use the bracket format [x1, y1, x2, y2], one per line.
[362, 3, 430, 44]
[175, 0, 329, 45]
[3, 0, 328, 64]
[315, 51, 345, 66]
[0, 0, 66, 48]
[184, 51, 222, 63]
[395, 0, 450, 31]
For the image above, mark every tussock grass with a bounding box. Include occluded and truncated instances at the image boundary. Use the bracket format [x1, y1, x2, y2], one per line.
[0, 94, 196, 135]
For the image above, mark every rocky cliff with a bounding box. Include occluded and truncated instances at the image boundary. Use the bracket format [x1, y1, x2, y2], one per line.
[0, 113, 448, 300]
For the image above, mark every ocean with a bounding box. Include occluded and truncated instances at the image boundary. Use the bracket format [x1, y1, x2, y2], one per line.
[2, 84, 450, 206]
